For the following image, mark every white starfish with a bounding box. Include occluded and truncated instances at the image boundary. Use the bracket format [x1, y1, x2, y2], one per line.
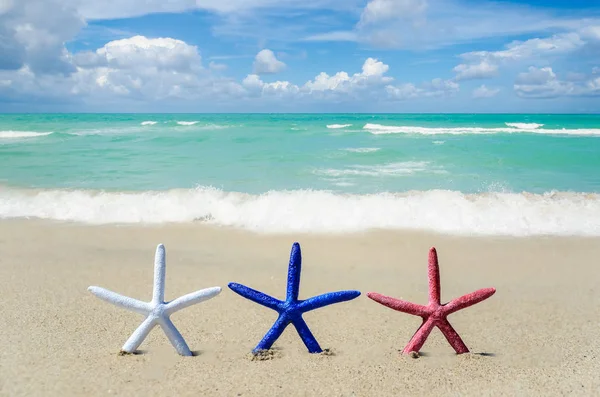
[88, 244, 221, 356]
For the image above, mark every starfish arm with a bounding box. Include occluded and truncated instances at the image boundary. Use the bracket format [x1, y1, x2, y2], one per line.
[165, 287, 222, 315]
[88, 286, 151, 315]
[121, 316, 157, 353]
[152, 244, 167, 304]
[437, 318, 469, 354]
[402, 317, 436, 354]
[428, 247, 441, 305]
[298, 290, 361, 312]
[292, 315, 322, 353]
[158, 316, 193, 356]
[254, 314, 289, 352]
[367, 292, 429, 317]
[443, 287, 496, 315]
[286, 242, 302, 302]
[228, 282, 282, 311]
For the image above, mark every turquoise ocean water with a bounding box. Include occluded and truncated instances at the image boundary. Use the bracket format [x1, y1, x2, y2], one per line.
[1, 113, 600, 235]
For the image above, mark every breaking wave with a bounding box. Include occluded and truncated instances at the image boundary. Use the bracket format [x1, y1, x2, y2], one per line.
[343, 147, 381, 153]
[140, 121, 157, 126]
[363, 123, 600, 136]
[505, 122, 544, 129]
[327, 124, 352, 129]
[0, 131, 53, 139]
[2, 186, 600, 236]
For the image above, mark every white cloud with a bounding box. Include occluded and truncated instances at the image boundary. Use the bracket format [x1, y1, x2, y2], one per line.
[580, 25, 600, 42]
[252, 49, 286, 75]
[472, 85, 500, 98]
[0, 35, 246, 103]
[74, 0, 360, 20]
[209, 61, 228, 71]
[303, 58, 392, 94]
[77, 36, 202, 72]
[514, 66, 600, 98]
[359, 0, 427, 25]
[453, 32, 587, 80]
[386, 78, 458, 100]
[242, 74, 299, 96]
[311, 0, 600, 51]
[453, 61, 498, 81]
[0, 0, 84, 74]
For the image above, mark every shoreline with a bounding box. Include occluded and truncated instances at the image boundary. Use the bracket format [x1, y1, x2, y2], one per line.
[1, 220, 600, 396]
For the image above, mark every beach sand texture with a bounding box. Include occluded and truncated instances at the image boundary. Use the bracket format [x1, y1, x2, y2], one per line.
[1, 220, 600, 396]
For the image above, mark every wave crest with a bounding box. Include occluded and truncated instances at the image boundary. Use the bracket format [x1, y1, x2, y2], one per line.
[0, 131, 53, 139]
[363, 123, 600, 136]
[1, 187, 600, 236]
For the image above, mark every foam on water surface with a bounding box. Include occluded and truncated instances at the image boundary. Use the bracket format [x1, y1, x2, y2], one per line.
[1, 186, 600, 236]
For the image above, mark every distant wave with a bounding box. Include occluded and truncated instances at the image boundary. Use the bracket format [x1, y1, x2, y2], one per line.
[343, 147, 381, 153]
[327, 124, 352, 129]
[363, 123, 600, 136]
[314, 161, 444, 177]
[176, 121, 199, 126]
[505, 122, 544, 129]
[141, 121, 157, 126]
[197, 124, 231, 130]
[2, 186, 600, 236]
[0, 131, 53, 139]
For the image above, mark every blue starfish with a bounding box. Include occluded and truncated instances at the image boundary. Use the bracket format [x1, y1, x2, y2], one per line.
[228, 242, 361, 354]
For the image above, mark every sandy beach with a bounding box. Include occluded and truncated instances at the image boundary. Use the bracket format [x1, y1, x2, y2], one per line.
[1, 220, 599, 396]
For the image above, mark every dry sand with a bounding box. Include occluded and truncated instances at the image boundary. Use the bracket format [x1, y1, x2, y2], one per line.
[1, 220, 599, 396]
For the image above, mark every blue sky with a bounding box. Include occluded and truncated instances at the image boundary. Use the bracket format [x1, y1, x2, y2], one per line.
[0, 0, 599, 112]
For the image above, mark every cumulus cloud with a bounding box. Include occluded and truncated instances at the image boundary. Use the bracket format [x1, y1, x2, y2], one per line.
[386, 78, 458, 100]
[0, 34, 246, 103]
[472, 85, 500, 98]
[0, 0, 84, 74]
[252, 49, 286, 74]
[303, 58, 392, 94]
[76, 36, 202, 72]
[514, 66, 600, 98]
[242, 74, 299, 97]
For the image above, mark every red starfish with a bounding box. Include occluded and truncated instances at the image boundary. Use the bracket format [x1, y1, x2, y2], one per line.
[367, 247, 495, 355]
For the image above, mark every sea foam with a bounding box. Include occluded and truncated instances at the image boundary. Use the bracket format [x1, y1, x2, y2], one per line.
[176, 121, 199, 126]
[327, 124, 352, 129]
[141, 121, 157, 125]
[363, 123, 600, 136]
[505, 122, 544, 129]
[1, 187, 600, 236]
[0, 131, 53, 139]
[343, 147, 381, 153]
[314, 161, 439, 177]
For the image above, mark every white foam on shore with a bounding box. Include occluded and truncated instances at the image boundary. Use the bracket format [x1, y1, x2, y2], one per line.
[0, 131, 53, 139]
[363, 123, 600, 136]
[141, 121, 157, 126]
[2, 187, 600, 236]
[327, 124, 352, 129]
[176, 121, 199, 126]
